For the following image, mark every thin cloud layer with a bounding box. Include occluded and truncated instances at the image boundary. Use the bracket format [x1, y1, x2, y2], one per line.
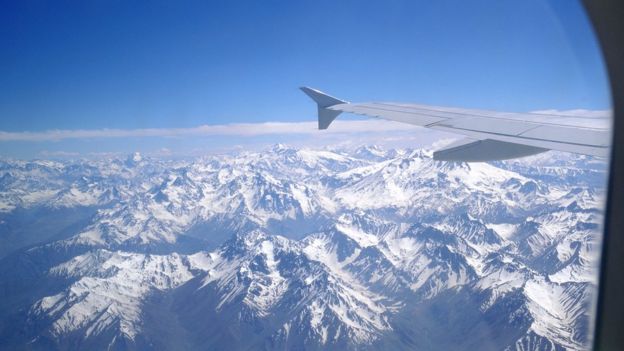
[0, 120, 419, 142]
[0, 109, 611, 143]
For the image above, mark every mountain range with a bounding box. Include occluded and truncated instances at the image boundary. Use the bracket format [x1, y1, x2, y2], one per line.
[0, 145, 606, 350]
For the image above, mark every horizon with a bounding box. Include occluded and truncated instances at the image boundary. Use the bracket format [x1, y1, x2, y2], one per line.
[0, 0, 611, 158]
[0, 107, 612, 160]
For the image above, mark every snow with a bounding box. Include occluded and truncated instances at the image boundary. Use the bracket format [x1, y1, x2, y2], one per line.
[33, 250, 199, 340]
[476, 267, 526, 308]
[380, 236, 421, 267]
[485, 223, 517, 240]
[290, 184, 313, 215]
[524, 277, 588, 350]
[0, 201, 15, 213]
[242, 240, 289, 316]
[20, 189, 58, 204]
[335, 222, 379, 247]
[4, 145, 605, 349]
[188, 252, 217, 271]
[555, 241, 576, 262]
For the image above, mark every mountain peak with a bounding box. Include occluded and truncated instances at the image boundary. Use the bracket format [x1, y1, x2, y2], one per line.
[124, 152, 143, 166]
[271, 143, 291, 153]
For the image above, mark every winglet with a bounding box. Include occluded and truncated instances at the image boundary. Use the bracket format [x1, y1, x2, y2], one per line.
[300, 87, 348, 129]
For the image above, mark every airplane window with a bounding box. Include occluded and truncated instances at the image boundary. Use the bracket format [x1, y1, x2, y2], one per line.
[0, 1, 612, 350]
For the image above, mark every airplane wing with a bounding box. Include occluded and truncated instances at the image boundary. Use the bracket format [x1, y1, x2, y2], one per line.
[300, 87, 611, 161]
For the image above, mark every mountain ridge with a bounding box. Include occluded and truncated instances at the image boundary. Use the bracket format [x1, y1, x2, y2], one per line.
[0, 145, 605, 350]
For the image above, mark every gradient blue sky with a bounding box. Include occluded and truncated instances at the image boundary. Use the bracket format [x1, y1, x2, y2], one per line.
[0, 0, 611, 158]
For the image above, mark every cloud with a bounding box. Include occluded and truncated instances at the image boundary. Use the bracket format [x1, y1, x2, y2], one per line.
[38, 150, 81, 157]
[1, 108, 610, 145]
[157, 147, 172, 155]
[0, 120, 421, 142]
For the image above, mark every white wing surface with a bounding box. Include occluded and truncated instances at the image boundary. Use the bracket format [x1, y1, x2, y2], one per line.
[301, 87, 611, 161]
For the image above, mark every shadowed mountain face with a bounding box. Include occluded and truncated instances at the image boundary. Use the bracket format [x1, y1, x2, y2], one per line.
[0, 146, 606, 350]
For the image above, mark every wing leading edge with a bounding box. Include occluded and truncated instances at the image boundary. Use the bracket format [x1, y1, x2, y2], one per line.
[300, 87, 611, 161]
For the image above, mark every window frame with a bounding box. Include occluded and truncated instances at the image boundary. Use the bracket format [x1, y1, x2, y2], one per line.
[583, 1, 624, 350]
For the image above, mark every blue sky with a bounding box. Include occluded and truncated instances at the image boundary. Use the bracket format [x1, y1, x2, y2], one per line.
[0, 0, 611, 158]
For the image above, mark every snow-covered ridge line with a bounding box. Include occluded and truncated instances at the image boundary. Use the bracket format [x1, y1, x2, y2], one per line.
[2, 145, 606, 350]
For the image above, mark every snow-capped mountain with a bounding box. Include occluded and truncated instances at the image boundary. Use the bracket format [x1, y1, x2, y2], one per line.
[0, 145, 606, 350]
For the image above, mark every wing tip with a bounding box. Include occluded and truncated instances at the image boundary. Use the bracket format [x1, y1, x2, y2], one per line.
[300, 86, 347, 130]
[299, 87, 347, 108]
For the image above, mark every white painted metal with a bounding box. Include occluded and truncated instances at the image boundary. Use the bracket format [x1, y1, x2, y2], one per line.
[301, 87, 611, 161]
